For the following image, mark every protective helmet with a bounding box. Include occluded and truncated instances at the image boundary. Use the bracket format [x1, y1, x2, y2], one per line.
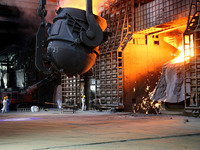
[83, 95, 85, 98]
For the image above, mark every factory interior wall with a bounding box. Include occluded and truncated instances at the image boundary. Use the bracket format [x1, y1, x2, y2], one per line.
[123, 33, 177, 111]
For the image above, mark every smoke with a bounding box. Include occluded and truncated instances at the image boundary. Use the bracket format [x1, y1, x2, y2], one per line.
[16, 69, 25, 89]
[53, 85, 62, 109]
[0, 0, 57, 31]
[0, 0, 115, 25]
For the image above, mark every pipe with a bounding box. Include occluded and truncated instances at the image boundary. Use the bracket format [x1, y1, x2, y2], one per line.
[86, 0, 93, 15]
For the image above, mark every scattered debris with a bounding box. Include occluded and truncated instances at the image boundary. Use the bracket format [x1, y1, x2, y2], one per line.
[133, 97, 161, 114]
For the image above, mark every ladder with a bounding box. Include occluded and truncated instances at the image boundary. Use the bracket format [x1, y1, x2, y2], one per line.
[116, 1, 133, 108]
[94, 0, 134, 110]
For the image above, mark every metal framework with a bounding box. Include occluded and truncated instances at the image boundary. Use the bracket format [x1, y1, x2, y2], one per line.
[95, 0, 134, 109]
[61, 74, 81, 107]
[184, 0, 200, 115]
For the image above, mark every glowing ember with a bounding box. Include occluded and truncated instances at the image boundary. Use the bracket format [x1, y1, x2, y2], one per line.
[154, 102, 161, 109]
[133, 98, 161, 114]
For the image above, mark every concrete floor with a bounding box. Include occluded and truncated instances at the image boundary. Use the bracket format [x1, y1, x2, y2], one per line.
[0, 110, 200, 150]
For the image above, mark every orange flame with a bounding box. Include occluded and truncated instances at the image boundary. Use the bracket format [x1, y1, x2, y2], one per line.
[58, 0, 106, 15]
[170, 46, 185, 64]
[171, 34, 194, 64]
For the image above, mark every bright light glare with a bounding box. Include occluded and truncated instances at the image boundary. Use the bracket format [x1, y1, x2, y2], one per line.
[171, 34, 194, 64]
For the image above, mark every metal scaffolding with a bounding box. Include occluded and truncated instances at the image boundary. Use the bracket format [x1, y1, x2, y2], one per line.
[184, 0, 200, 115]
[95, 0, 134, 109]
[61, 74, 81, 107]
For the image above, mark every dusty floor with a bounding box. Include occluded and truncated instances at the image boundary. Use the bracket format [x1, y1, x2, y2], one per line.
[0, 110, 200, 150]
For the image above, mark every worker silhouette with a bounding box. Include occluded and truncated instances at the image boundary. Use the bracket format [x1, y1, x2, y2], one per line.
[81, 95, 86, 111]
[1, 97, 7, 113]
[6, 96, 10, 112]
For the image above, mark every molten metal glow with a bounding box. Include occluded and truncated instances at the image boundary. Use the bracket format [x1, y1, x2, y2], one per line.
[58, 0, 105, 15]
[171, 34, 194, 64]
[170, 46, 185, 64]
